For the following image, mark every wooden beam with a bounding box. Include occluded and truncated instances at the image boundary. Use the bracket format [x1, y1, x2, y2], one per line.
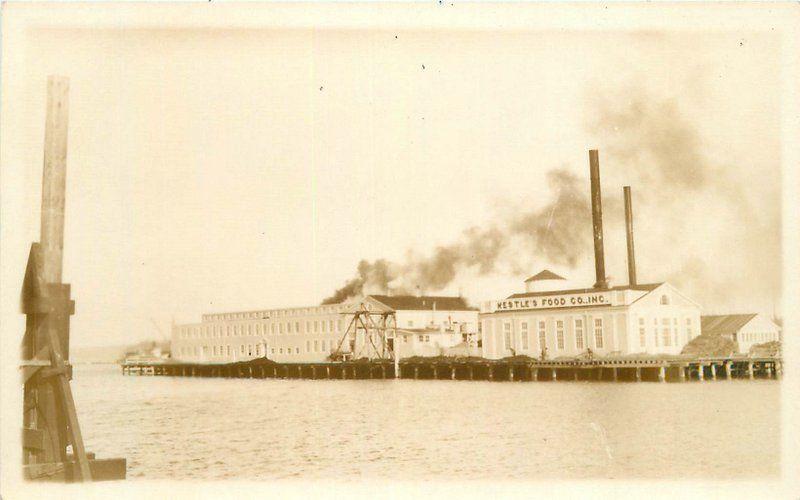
[24, 458, 126, 482]
[40, 76, 70, 284]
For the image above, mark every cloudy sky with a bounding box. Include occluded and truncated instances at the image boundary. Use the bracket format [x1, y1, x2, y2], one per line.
[1, 4, 789, 348]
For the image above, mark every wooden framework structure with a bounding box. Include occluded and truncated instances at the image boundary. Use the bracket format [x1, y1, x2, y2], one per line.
[332, 302, 398, 362]
[20, 76, 126, 482]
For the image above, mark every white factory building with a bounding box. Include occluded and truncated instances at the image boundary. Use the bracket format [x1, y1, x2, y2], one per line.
[171, 295, 478, 364]
[700, 313, 781, 354]
[480, 270, 702, 359]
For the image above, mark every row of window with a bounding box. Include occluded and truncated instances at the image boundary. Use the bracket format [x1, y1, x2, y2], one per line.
[739, 331, 776, 343]
[178, 339, 338, 359]
[178, 318, 346, 339]
[203, 305, 348, 322]
[499, 318, 604, 352]
[638, 317, 694, 348]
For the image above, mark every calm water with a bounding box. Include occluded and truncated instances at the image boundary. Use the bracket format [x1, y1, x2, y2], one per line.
[72, 364, 780, 480]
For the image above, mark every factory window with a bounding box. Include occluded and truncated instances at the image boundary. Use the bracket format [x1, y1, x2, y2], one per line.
[575, 319, 584, 350]
[287, 322, 293, 334]
[639, 318, 646, 348]
[227, 345, 232, 356]
[314, 321, 319, 333]
[279, 323, 284, 334]
[306, 340, 311, 352]
[424, 335, 430, 342]
[653, 318, 659, 347]
[295, 322, 300, 333]
[213, 346, 217, 355]
[257, 324, 262, 335]
[520, 322, 529, 350]
[408, 321, 414, 328]
[503, 323, 512, 350]
[270, 324, 275, 334]
[660, 295, 670, 305]
[556, 320, 565, 350]
[337, 320, 343, 332]
[685, 319, 693, 340]
[314, 340, 319, 352]
[329, 320, 334, 333]
[256, 344, 261, 356]
[271, 348, 275, 354]
[661, 318, 671, 347]
[295, 347, 300, 354]
[279, 348, 283, 354]
[304, 321, 310, 333]
[240, 345, 245, 354]
[538, 321, 547, 351]
[418, 335, 425, 342]
[594, 318, 604, 349]
[248, 344, 253, 355]
[673, 318, 679, 346]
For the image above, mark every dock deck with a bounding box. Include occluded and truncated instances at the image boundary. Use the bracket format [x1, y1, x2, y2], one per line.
[121, 355, 782, 382]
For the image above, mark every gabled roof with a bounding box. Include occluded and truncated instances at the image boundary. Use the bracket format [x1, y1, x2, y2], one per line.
[701, 314, 758, 337]
[524, 270, 566, 283]
[507, 283, 662, 300]
[368, 295, 476, 312]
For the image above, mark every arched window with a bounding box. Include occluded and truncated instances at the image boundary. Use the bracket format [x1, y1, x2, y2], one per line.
[660, 295, 670, 305]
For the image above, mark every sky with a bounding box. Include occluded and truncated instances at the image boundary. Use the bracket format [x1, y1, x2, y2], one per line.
[1, 5, 787, 348]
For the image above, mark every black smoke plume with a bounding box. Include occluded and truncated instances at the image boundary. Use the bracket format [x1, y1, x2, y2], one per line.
[321, 169, 590, 304]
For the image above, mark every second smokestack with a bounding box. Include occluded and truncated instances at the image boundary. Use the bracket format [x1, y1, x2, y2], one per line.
[624, 186, 637, 286]
[589, 150, 609, 290]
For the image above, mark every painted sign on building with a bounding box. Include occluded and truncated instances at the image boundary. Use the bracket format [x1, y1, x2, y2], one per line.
[493, 291, 612, 312]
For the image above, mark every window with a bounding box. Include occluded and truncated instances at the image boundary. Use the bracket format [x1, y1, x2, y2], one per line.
[227, 346, 232, 356]
[314, 321, 319, 333]
[248, 344, 253, 356]
[661, 318, 671, 347]
[653, 318, 659, 347]
[279, 347, 283, 354]
[295, 347, 300, 354]
[271, 348, 275, 354]
[503, 323, 512, 350]
[418, 335, 425, 342]
[329, 320, 334, 332]
[556, 320, 565, 350]
[574, 319, 584, 349]
[639, 318, 646, 348]
[673, 318, 679, 346]
[306, 340, 311, 352]
[408, 320, 414, 328]
[255, 344, 261, 356]
[520, 322, 529, 350]
[270, 324, 275, 334]
[337, 320, 343, 332]
[424, 335, 430, 342]
[213, 346, 218, 355]
[279, 323, 285, 334]
[538, 321, 547, 350]
[240, 345, 245, 354]
[314, 340, 319, 352]
[594, 318, 604, 349]
[660, 295, 670, 305]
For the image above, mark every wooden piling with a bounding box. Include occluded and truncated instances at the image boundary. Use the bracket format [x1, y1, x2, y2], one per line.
[509, 365, 515, 382]
[432, 365, 438, 380]
[725, 362, 732, 380]
[612, 367, 618, 382]
[710, 364, 717, 381]
[532, 368, 538, 381]
[635, 367, 641, 382]
[678, 365, 686, 382]
[468, 365, 474, 381]
[326, 365, 331, 379]
[413, 366, 419, 380]
[658, 366, 666, 383]
[487, 365, 494, 381]
[748, 361, 754, 380]
[451, 365, 456, 380]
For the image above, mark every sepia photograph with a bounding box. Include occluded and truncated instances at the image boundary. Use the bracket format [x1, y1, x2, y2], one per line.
[1, 2, 798, 498]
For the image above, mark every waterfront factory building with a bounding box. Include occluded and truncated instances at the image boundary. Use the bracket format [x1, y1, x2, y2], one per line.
[480, 270, 702, 359]
[171, 295, 478, 364]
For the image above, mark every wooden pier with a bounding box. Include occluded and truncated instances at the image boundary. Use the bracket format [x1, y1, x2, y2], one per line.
[121, 355, 782, 383]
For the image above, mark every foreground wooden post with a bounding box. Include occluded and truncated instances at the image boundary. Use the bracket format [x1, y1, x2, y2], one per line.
[635, 367, 642, 382]
[748, 362, 754, 380]
[509, 365, 515, 382]
[532, 368, 538, 381]
[451, 365, 456, 380]
[21, 77, 126, 482]
[698, 365, 704, 382]
[612, 367, 618, 382]
[658, 366, 666, 383]
[710, 364, 717, 381]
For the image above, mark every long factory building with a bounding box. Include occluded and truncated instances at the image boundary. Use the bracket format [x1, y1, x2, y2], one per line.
[171, 295, 479, 364]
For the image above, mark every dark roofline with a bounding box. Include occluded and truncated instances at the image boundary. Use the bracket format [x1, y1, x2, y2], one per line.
[368, 295, 478, 312]
[506, 283, 663, 300]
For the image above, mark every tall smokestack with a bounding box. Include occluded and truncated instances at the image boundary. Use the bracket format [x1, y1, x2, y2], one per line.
[623, 185, 637, 286]
[589, 150, 609, 289]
